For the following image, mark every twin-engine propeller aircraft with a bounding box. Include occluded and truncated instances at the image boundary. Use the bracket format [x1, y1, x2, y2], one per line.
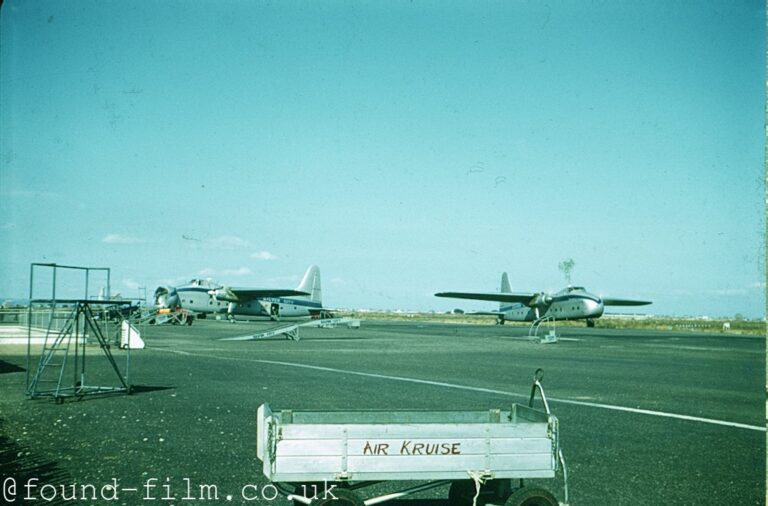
[435, 272, 651, 335]
[154, 265, 326, 322]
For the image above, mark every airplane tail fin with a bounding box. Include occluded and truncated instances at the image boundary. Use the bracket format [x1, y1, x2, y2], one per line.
[499, 272, 511, 310]
[297, 265, 322, 305]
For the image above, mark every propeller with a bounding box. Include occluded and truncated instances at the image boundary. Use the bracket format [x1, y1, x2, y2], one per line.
[208, 286, 237, 302]
[154, 287, 180, 309]
[529, 292, 553, 307]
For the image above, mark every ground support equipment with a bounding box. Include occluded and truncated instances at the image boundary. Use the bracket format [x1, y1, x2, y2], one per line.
[256, 369, 569, 506]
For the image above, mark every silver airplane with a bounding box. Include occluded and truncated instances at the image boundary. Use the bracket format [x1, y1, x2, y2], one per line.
[436, 272, 651, 334]
[155, 265, 325, 322]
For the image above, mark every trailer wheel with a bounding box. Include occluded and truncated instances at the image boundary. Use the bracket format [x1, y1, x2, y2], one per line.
[503, 487, 558, 506]
[449, 480, 508, 506]
[448, 480, 473, 506]
[292, 483, 327, 506]
[311, 487, 364, 506]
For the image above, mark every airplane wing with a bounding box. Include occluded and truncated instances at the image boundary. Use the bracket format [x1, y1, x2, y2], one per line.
[602, 297, 652, 306]
[466, 310, 506, 316]
[435, 291, 536, 304]
[212, 287, 310, 302]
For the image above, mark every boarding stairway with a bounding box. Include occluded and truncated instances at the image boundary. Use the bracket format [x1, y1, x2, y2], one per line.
[528, 315, 559, 343]
[27, 305, 78, 400]
[221, 317, 361, 342]
[133, 307, 193, 326]
[27, 300, 132, 402]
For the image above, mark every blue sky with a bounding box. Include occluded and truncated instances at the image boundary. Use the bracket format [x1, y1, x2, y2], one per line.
[1, 1, 764, 318]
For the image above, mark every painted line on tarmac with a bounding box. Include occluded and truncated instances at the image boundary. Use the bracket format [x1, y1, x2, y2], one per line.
[257, 359, 765, 432]
[159, 349, 765, 432]
[547, 397, 765, 431]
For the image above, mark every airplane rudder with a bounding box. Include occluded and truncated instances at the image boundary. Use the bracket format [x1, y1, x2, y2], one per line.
[500, 272, 511, 310]
[311, 265, 322, 303]
[298, 265, 322, 303]
[500, 272, 511, 293]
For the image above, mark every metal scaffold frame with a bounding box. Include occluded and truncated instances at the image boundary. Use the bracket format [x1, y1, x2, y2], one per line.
[25, 263, 134, 403]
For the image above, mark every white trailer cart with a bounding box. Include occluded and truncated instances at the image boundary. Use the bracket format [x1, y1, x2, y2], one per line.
[256, 370, 569, 506]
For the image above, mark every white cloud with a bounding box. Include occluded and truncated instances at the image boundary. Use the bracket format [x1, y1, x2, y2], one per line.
[102, 233, 145, 244]
[122, 279, 141, 290]
[223, 267, 253, 276]
[251, 250, 278, 260]
[196, 267, 253, 278]
[705, 288, 748, 296]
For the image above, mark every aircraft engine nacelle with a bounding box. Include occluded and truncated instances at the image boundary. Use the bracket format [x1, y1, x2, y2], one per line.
[209, 287, 239, 303]
[529, 292, 553, 307]
[154, 286, 180, 309]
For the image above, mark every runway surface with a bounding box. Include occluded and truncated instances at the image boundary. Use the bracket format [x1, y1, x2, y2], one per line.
[0, 319, 764, 505]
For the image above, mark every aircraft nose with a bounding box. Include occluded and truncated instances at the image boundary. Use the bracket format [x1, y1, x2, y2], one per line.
[155, 287, 180, 309]
[586, 298, 604, 317]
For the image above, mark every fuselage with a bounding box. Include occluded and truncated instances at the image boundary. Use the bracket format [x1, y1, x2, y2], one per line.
[154, 279, 321, 318]
[227, 296, 322, 318]
[167, 280, 228, 314]
[501, 287, 604, 322]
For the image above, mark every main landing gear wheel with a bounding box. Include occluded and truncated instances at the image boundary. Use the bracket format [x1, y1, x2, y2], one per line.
[503, 487, 558, 506]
